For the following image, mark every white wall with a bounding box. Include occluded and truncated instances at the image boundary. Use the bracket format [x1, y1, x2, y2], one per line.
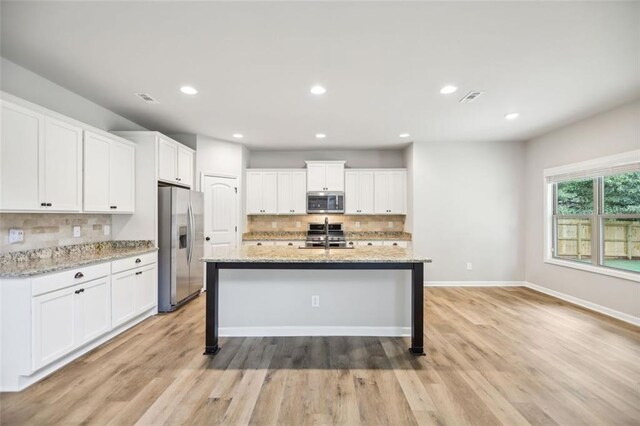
[249, 149, 405, 168]
[525, 100, 640, 318]
[410, 141, 526, 283]
[0, 58, 145, 132]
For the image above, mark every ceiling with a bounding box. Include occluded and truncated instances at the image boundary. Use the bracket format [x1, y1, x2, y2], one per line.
[1, 1, 639, 149]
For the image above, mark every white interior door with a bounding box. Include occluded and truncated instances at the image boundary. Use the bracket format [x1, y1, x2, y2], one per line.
[203, 175, 238, 248]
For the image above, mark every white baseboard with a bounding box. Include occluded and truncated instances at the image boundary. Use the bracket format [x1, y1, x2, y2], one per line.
[524, 282, 640, 327]
[219, 326, 410, 337]
[424, 281, 526, 287]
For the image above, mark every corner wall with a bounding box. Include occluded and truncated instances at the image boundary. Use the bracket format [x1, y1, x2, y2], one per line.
[411, 140, 526, 283]
[524, 100, 640, 319]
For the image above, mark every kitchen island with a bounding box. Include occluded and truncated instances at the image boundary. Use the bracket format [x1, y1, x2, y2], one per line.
[201, 245, 431, 356]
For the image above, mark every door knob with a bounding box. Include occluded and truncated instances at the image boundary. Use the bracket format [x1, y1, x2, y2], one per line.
[205, 237, 210, 241]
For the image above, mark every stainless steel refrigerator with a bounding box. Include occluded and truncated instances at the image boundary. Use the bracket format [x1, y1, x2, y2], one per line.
[158, 187, 204, 312]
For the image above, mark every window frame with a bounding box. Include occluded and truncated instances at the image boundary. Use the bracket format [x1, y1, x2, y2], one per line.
[543, 150, 640, 283]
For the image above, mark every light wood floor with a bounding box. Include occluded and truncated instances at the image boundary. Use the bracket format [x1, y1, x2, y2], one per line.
[1, 287, 639, 425]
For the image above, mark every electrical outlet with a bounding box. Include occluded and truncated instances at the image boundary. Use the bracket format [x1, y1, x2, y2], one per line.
[311, 295, 320, 308]
[388, 221, 393, 228]
[271, 222, 277, 229]
[103, 225, 111, 236]
[8, 228, 24, 244]
[73, 226, 81, 238]
[355, 221, 360, 228]
[466, 262, 473, 271]
[296, 221, 301, 228]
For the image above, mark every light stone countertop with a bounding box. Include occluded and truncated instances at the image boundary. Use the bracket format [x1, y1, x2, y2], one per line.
[202, 245, 430, 263]
[242, 231, 412, 241]
[0, 241, 157, 278]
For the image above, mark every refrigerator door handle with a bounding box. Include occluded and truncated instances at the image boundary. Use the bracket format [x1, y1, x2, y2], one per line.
[188, 203, 196, 265]
[186, 203, 192, 265]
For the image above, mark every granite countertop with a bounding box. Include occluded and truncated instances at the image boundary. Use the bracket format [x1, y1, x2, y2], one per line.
[242, 231, 412, 241]
[201, 245, 430, 263]
[0, 241, 157, 278]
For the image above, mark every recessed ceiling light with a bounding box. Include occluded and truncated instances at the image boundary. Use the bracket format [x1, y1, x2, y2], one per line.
[315, 133, 326, 139]
[180, 86, 198, 95]
[310, 85, 327, 95]
[440, 85, 458, 95]
[399, 133, 410, 138]
[232, 133, 244, 139]
[504, 112, 520, 120]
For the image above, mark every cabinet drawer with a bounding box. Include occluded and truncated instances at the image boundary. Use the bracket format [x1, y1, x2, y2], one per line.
[243, 241, 276, 247]
[357, 241, 384, 247]
[111, 252, 157, 274]
[383, 241, 408, 248]
[274, 241, 304, 247]
[32, 262, 110, 296]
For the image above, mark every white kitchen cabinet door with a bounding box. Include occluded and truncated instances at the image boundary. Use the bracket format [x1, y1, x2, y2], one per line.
[78, 277, 111, 345]
[359, 171, 375, 214]
[345, 171, 359, 214]
[306, 163, 326, 191]
[246, 171, 263, 214]
[262, 172, 278, 214]
[388, 171, 406, 214]
[111, 270, 137, 327]
[325, 163, 345, 191]
[277, 172, 292, 214]
[109, 140, 135, 213]
[177, 146, 193, 188]
[43, 117, 83, 211]
[135, 264, 157, 314]
[291, 171, 307, 214]
[0, 102, 43, 211]
[374, 172, 390, 214]
[157, 137, 178, 183]
[32, 285, 77, 370]
[83, 132, 111, 212]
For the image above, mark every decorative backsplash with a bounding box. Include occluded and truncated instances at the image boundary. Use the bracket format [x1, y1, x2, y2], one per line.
[247, 215, 405, 233]
[0, 213, 112, 254]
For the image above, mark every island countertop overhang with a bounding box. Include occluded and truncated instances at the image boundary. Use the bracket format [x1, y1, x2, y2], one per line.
[201, 246, 431, 264]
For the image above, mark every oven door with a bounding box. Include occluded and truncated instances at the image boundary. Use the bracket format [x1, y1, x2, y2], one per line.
[306, 192, 344, 214]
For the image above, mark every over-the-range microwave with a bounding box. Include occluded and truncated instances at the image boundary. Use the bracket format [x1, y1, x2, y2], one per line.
[307, 192, 344, 214]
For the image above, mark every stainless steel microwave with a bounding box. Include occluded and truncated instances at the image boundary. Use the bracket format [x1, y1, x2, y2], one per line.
[307, 192, 344, 214]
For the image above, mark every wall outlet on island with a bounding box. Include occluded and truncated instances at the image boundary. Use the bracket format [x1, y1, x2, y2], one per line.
[103, 225, 111, 236]
[466, 262, 473, 270]
[388, 222, 393, 228]
[355, 221, 360, 228]
[271, 222, 277, 229]
[8, 228, 24, 244]
[311, 295, 320, 308]
[296, 221, 301, 228]
[73, 226, 81, 238]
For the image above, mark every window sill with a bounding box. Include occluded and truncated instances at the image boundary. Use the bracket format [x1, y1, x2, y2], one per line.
[544, 258, 640, 283]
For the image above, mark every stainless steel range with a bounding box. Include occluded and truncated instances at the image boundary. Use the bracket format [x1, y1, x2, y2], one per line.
[303, 217, 350, 248]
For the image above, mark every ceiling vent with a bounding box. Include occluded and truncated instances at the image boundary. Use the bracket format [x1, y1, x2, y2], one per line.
[135, 93, 159, 104]
[459, 91, 484, 103]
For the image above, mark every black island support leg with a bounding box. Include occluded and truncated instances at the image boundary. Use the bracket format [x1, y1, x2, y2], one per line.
[409, 262, 425, 355]
[204, 262, 221, 355]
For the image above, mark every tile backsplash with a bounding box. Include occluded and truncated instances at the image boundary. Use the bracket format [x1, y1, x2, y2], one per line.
[0, 213, 112, 254]
[247, 215, 405, 233]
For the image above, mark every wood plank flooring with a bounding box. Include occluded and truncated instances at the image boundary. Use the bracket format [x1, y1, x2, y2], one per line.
[1, 287, 639, 425]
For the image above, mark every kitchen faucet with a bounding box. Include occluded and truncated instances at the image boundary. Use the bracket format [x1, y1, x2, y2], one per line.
[324, 216, 330, 250]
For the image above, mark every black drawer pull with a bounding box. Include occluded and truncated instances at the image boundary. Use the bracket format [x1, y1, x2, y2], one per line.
[136, 271, 142, 275]
[393, 243, 398, 246]
[349, 242, 354, 245]
[288, 242, 293, 246]
[257, 242, 262, 246]
[110, 205, 117, 209]
[40, 202, 47, 207]
[46, 203, 52, 207]
[74, 272, 84, 279]
[367, 243, 373, 246]
[135, 258, 141, 263]
[74, 288, 84, 294]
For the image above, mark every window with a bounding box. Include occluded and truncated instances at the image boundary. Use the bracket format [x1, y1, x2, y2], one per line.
[545, 151, 640, 280]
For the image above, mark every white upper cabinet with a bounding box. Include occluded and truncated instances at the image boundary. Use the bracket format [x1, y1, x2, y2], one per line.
[345, 170, 374, 214]
[0, 101, 82, 212]
[84, 131, 135, 214]
[157, 137, 193, 188]
[246, 170, 277, 214]
[277, 170, 306, 214]
[306, 161, 345, 192]
[374, 170, 406, 214]
[177, 146, 194, 188]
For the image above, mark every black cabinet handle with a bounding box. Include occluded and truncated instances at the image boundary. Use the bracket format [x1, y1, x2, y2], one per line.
[257, 242, 262, 246]
[40, 202, 47, 207]
[74, 288, 84, 294]
[205, 237, 211, 241]
[74, 272, 84, 279]
[288, 242, 293, 246]
[135, 258, 141, 263]
[46, 203, 52, 207]
[136, 271, 142, 275]
[349, 241, 354, 245]
[393, 243, 398, 246]
[367, 243, 373, 246]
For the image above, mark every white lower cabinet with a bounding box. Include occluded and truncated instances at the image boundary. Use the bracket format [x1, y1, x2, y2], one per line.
[274, 241, 304, 247]
[243, 241, 276, 246]
[0, 252, 157, 391]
